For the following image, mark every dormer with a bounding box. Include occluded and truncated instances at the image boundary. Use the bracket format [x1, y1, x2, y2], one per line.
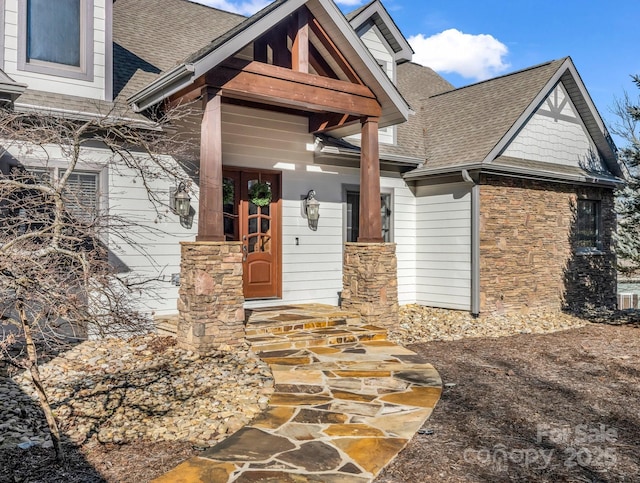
[346, 0, 412, 145]
[348, 0, 413, 83]
[0, 0, 112, 101]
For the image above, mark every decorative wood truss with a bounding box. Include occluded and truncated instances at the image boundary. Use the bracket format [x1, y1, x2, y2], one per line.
[168, 7, 384, 243]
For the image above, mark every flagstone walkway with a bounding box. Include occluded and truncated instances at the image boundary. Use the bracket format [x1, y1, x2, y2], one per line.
[154, 306, 441, 482]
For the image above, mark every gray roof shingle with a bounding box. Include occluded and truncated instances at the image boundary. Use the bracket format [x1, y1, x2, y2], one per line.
[420, 58, 566, 170]
[113, 0, 245, 102]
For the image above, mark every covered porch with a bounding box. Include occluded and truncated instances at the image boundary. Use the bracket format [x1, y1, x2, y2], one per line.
[129, 0, 410, 352]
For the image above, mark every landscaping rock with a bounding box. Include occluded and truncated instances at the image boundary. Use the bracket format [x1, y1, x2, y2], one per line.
[389, 305, 591, 345]
[0, 335, 273, 449]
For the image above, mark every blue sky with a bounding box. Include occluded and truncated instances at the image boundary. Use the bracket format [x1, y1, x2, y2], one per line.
[194, 0, 638, 144]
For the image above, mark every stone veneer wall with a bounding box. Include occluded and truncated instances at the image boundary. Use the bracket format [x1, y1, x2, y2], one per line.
[479, 175, 616, 313]
[177, 242, 245, 351]
[342, 243, 399, 327]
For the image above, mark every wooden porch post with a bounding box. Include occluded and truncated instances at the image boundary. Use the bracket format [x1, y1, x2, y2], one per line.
[358, 116, 383, 243]
[197, 87, 225, 241]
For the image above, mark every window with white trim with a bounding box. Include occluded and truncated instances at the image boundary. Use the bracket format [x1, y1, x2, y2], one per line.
[30, 167, 99, 222]
[18, 0, 94, 81]
[346, 189, 392, 242]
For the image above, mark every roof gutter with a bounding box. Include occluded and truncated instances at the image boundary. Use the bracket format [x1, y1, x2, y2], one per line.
[316, 145, 422, 167]
[404, 162, 624, 188]
[128, 63, 195, 112]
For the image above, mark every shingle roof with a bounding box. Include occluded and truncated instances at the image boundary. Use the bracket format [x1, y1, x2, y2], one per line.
[113, 0, 245, 102]
[384, 61, 454, 159]
[419, 58, 566, 170]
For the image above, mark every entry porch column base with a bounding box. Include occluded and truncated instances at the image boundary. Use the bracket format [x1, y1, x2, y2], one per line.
[177, 241, 245, 352]
[341, 242, 399, 329]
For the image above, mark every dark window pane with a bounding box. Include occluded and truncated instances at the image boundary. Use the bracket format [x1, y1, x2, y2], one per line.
[248, 236, 257, 253]
[346, 191, 359, 242]
[261, 218, 270, 234]
[346, 191, 391, 242]
[27, 0, 81, 66]
[576, 200, 600, 249]
[248, 217, 258, 234]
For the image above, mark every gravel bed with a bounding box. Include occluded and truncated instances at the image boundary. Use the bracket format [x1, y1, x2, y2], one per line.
[0, 305, 607, 453]
[1, 336, 273, 450]
[390, 304, 592, 345]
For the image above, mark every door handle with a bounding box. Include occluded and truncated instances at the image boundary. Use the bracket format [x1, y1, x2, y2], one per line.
[242, 244, 247, 262]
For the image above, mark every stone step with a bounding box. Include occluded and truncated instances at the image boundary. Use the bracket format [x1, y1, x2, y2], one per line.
[155, 315, 178, 337]
[245, 305, 362, 338]
[247, 324, 388, 353]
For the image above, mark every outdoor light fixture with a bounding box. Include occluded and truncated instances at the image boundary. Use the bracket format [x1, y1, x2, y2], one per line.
[173, 182, 191, 218]
[304, 190, 320, 231]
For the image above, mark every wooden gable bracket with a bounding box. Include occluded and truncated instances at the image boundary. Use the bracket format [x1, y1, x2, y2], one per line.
[204, 58, 381, 119]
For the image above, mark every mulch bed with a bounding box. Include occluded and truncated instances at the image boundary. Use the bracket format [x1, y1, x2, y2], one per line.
[2, 321, 640, 482]
[376, 322, 640, 482]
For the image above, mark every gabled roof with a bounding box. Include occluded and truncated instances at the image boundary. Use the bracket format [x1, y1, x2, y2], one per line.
[127, 0, 411, 132]
[406, 57, 623, 182]
[347, 0, 413, 62]
[340, 61, 454, 161]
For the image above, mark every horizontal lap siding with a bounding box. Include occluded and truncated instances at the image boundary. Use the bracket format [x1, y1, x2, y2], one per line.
[415, 183, 471, 310]
[224, 104, 349, 308]
[383, 176, 416, 305]
[108, 103, 419, 314]
[108, 155, 199, 316]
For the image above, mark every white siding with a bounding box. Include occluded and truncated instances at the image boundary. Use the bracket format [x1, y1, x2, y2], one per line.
[347, 25, 395, 145]
[503, 83, 607, 171]
[2, 0, 107, 100]
[222, 104, 416, 309]
[415, 183, 471, 310]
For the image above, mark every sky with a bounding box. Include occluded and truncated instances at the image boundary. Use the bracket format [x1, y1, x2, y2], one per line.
[193, 0, 639, 146]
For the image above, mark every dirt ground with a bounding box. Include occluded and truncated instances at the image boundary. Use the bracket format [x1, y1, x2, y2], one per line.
[2, 322, 640, 482]
[377, 322, 640, 482]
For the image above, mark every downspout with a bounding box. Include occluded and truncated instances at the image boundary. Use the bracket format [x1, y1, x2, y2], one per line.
[462, 169, 480, 317]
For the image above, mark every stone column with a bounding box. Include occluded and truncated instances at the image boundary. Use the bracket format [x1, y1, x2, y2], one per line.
[342, 242, 399, 328]
[177, 241, 245, 352]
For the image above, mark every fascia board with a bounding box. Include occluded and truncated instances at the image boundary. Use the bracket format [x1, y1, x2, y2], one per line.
[190, 0, 307, 79]
[129, 0, 307, 111]
[348, 0, 413, 60]
[484, 58, 620, 179]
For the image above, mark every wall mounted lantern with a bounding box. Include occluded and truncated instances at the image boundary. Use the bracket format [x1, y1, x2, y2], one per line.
[172, 182, 191, 218]
[303, 190, 320, 231]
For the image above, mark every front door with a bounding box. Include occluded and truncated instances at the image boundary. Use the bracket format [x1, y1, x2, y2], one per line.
[223, 169, 281, 299]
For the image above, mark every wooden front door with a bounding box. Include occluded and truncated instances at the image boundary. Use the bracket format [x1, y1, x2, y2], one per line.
[223, 169, 281, 299]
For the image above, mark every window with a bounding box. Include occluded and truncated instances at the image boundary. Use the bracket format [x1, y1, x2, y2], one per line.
[346, 190, 392, 242]
[18, 0, 94, 81]
[576, 199, 601, 251]
[62, 171, 99, 222]
[30, 167, 99, 222]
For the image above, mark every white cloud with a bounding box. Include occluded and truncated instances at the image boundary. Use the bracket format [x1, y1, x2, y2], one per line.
[408, 29, 510, 81]
[193, 0, 270, 16]
[335, 0, 366, 6]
